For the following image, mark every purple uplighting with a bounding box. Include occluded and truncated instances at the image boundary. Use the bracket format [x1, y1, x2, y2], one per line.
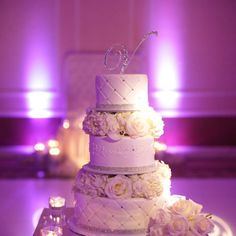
[23, 37, 60, 118]
[151, 41, 181, 117]
[19, 1, 64, 119]
[0, 1, 236, 236]
[24, 46, 55, 118]
[24, 42, 52, 90]
[26, 92, 54, 118]
[148, 1, 183, 117]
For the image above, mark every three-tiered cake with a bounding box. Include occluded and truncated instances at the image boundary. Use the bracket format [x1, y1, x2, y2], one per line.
[69, 74, 214, 236]
[70, 74, 171, 235]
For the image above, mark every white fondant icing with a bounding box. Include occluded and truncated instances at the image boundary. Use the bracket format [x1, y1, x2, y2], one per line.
[74, 192, 169, 233]
[71, 74, 173, 235]
[89, 136, 155, 168]
[96, 74, 148, 111]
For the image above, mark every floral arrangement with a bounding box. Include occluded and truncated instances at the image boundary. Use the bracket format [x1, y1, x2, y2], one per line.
[149, 198, 214, 236]
[82, 108, 164, 140]
[74, 161, 171, 199]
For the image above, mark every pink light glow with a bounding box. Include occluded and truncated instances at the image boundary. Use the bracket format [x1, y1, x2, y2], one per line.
[149, 39, 181, 116]
[148, 1, 183, 116]
[153, 91, 181, 117]
[26, 92, 55, 118]
[24, 42, 58, 118]
[149, 39, 182, 113]
[155, 42, 180, 91]
[25, 42, 52, 90]
[21, 2, 63, 118]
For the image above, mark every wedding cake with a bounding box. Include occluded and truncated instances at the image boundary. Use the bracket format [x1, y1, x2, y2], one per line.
[69, 74, 214, 236]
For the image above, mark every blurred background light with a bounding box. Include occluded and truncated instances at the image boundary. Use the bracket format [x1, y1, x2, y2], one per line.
[26, 91, 55, 118]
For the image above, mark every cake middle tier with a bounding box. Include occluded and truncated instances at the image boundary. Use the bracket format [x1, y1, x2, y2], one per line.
[89, 136, 155, 169]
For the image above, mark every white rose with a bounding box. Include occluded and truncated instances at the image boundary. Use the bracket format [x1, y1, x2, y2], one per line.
[144, 179, 163, 199]
[140, 174, 163, 199]
[105, 175, 132, 199]
[146, 109, 164, 138]
[75, 171, 102, 196]
[166, 215, 189, 236]
[89, 174, 107, 188]
[152, 208, 171, 226]
[116, 112, 130, 127]
[149, 226, 164, 236]
[156, 161, 172, 179]
[170, 199, 203, 218]
[190, 215, 214, 235]
[126, 112, 149, 138]
[83, 111, 108, 136]
[105, 113, 121, 140]
[132, 179, 145, 198]
[129, 174, 139, 181]
[82, 185, 98, 197]
[76, 171, 90, 187]
[95, 112, 108, 135]
[89, 174, 107, 196]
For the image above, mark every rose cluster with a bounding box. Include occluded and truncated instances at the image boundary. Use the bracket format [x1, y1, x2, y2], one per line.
[74, 162, 171, 199]
[82, 108, 164, 140]
[149, 199, 214, 236]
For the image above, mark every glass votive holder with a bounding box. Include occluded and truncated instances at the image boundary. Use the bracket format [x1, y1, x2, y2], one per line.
[48, 196, 66, 226]
[40, 225, 63, 236]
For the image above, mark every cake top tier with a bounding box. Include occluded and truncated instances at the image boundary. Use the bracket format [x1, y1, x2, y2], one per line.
[96, 74, 148, 111]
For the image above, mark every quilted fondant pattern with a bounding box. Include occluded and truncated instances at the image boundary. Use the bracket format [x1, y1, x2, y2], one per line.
[96, 74, 148, 109]
[74, 192, 167, 232]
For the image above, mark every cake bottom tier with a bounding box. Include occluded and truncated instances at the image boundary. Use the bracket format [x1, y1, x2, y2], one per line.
[71, 192, 169, 235]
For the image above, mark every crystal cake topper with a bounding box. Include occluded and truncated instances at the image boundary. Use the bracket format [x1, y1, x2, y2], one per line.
[104, 31, 158, 74]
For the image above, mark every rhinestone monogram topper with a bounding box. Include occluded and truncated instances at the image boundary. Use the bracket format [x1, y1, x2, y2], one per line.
[104, 31, 158, 74]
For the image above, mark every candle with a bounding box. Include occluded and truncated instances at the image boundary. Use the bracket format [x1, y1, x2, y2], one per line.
[62, 119, 70, 129]
[34, 143, 46, 153]
[49, 147, 61, 156]
[49, 196, 65, 209]
[40, 226, 63, 236]
[48, 140, 59, 148]
[48, 196, 66, 226]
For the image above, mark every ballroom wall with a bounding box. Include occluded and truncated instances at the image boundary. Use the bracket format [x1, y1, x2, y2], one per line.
[147, 0, 236, 146]
[0, 0, 236, 147]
